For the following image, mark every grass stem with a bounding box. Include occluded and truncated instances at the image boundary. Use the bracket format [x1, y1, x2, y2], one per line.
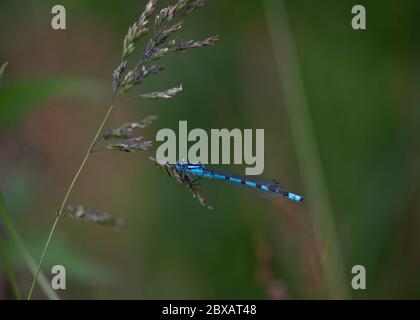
[26, 104, 115, 300]
[0, 233, 21, 299]
[263, 0, 349, 298]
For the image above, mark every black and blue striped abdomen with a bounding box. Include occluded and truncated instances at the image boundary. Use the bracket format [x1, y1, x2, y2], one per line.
[177, 164, 304, 203]
[209, 170, 304, 203]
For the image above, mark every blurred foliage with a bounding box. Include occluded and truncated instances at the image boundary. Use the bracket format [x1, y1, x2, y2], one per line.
[7, 232, 115, 285]
[1, 169, 37, 218]
[0, 0, 419, 299]
[0, 62, 8, 81]
[0, 77, 104, 127]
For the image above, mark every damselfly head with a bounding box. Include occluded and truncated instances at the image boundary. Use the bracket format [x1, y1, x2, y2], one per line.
[175, 162, 188, 172]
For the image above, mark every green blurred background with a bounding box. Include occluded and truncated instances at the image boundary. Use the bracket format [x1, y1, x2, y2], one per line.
[0, 0, 419, 299]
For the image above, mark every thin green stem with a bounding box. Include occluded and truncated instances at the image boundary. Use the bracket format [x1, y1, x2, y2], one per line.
[26, 104, 115, 300]
[0, 62, 20, 299]
[0, 61, 8, 81]
[1, 60, 58, 299]
[0, 233, 21, 299]
[263, 0, 349, 298]
[0, 192, 59, 299]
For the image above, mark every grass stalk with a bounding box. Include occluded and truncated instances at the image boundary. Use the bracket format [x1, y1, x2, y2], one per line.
[0, 233, 21, 299]
[26, 0, 216, 300]
[0, 191, 59, 299]
[262, 0, 349, 298]
[26, 104, 115, 300]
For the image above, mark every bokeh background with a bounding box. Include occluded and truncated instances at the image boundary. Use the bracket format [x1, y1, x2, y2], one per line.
[0, 0, 419, 299]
